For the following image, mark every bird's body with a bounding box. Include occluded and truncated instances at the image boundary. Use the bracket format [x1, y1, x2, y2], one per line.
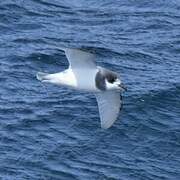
[37, 48, 126, 129]
[37, 67, 98, 92]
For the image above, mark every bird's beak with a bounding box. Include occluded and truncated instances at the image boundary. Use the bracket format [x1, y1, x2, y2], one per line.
[119, 83, 127, 91]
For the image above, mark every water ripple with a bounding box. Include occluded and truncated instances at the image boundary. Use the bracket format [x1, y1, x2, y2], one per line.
[0, 0, 180, 179]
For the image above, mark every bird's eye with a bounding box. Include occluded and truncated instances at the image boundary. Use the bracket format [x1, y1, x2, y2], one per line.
[108, 78, 116, 83]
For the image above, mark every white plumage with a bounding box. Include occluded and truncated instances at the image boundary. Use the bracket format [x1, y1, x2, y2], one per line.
[37, 48, 126, 129]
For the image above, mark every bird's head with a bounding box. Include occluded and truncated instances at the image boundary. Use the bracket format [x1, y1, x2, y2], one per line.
[105, 76, 127, 91]
[96, 67, 127, 92]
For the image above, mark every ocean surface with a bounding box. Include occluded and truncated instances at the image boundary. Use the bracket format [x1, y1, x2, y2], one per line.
[0, 0, 180, 179]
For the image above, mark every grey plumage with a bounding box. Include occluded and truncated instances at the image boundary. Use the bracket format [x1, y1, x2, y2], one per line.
[95, 67, 118, 91]
[36, 48, 125, 129]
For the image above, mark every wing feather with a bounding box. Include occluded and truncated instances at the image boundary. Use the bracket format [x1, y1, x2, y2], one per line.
[60, 48, 96, 69]
[95, 91, 122, 129]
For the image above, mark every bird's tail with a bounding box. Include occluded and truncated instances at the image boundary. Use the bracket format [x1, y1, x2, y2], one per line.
[36, 72, 51, 82]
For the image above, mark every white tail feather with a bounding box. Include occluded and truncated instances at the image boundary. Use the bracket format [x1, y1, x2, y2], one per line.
[36, 72, 50, 81]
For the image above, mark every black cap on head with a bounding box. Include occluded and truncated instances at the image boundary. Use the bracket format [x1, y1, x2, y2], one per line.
[95, 67, 118, 91]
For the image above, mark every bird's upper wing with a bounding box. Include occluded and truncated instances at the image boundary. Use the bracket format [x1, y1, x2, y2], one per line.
[95, 91, 122, 129]
[60, 48, 96, 69]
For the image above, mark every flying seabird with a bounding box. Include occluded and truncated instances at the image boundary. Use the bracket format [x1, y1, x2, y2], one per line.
[36, 48, 126, 129]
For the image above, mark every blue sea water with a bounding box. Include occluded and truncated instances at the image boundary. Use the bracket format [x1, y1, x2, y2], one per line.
[0, 0, 180, 179]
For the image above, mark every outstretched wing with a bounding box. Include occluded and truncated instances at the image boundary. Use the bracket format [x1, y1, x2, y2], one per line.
[60, 48, 96, 69]
[95, 91, 122, 129]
